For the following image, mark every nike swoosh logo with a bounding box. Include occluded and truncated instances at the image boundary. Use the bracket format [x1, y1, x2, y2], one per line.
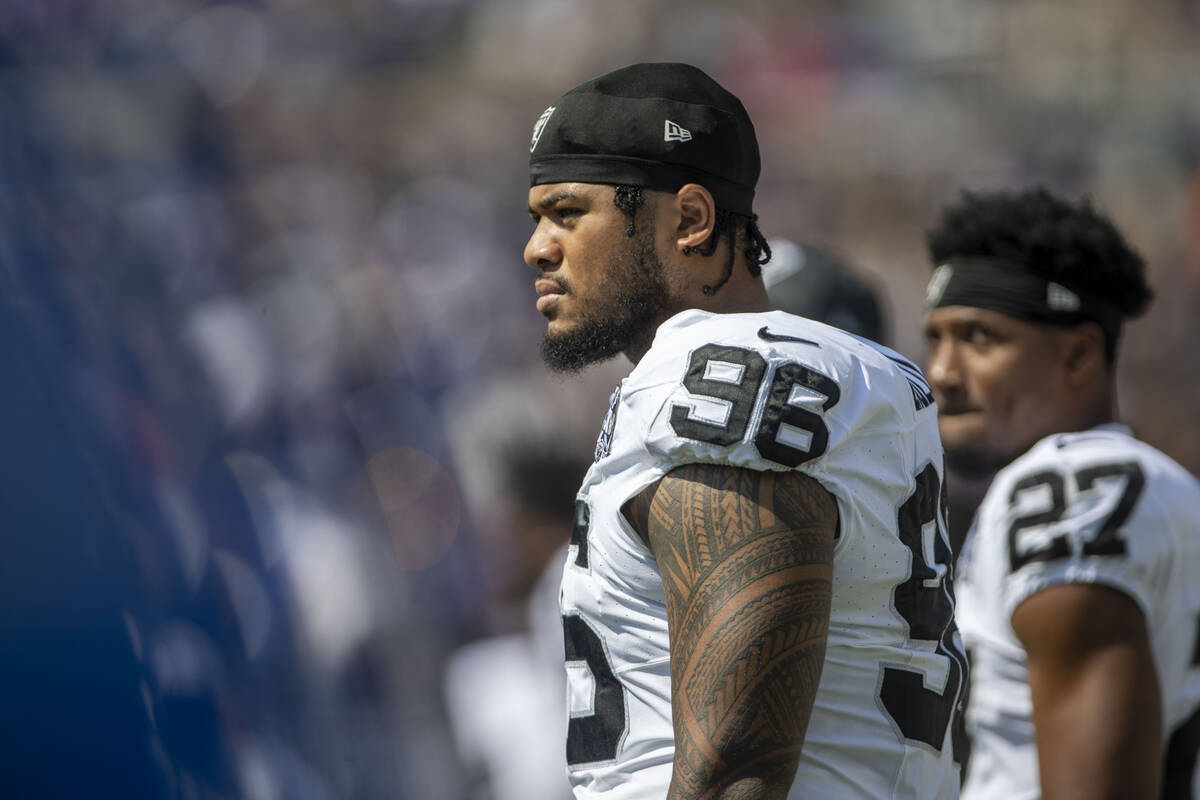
[757, 326, 819, 346]
[1056, 433, 1106, 449]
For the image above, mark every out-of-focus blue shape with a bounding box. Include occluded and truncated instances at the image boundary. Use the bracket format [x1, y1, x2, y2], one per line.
[0, 280, 172, 797]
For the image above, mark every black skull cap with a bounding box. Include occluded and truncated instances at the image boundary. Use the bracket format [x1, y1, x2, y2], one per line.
[528, 62, 760, 216]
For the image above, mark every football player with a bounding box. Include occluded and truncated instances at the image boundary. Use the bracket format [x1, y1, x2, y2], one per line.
[525, 62, 965, 799]
[922, 186, 1200, 799]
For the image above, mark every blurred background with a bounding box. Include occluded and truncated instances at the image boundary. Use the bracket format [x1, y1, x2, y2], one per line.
[2, 1, 1198, 797]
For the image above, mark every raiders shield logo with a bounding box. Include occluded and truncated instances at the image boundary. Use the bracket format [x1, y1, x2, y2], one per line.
[926, 264, 954, 307]
[530, 106, 555, 153]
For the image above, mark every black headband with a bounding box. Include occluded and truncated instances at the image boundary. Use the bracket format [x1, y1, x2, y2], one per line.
[926, 256, 1124, 342]
[528, 63, 759, 216]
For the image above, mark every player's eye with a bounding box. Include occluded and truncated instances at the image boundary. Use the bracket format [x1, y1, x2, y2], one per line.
[966, 324, 996, 346]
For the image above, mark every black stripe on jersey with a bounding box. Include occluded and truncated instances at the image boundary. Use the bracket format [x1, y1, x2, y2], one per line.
[570, 499, 591, 568]
[1163, 615, 1200, 799]
[886, 354, 935, 411]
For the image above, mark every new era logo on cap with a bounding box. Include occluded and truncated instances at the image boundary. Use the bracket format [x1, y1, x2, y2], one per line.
[664, 120, 692, 142]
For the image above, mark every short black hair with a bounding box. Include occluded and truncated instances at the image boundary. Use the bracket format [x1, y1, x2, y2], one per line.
[927, 186, 1153, 320]
[612, 184, 771, 295]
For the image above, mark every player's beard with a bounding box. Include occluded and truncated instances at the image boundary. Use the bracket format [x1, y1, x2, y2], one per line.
[541, 226, 670, 373]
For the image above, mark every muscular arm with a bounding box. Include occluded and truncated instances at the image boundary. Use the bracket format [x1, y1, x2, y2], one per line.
[1011, 582, 1162, 800]
[625, 464, 836, 800]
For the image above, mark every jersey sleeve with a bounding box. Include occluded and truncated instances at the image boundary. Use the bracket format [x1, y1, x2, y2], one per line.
[998, 437, 1172, 620]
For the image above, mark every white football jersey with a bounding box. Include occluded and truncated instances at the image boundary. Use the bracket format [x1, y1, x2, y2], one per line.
[559, 309, 965, 798]
[957, 424, 1200, 800]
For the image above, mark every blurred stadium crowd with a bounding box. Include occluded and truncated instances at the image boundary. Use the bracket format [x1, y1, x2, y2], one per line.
[2, 1, 1199, 798]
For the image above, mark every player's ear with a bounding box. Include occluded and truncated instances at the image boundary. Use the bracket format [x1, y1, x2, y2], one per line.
[674, 183, 716, 254]
[1063, 322, 1106, 385]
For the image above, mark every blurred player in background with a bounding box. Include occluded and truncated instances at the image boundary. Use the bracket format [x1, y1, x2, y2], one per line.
[762, 239, 887, 346]
[922, 186, 1200, 799]
[525, 61, 965, 798]
[760, 238, 997, 557]
[443, 375, 597, 800]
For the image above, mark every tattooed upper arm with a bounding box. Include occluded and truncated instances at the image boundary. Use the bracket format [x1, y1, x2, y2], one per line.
[633, 463, 837, 800]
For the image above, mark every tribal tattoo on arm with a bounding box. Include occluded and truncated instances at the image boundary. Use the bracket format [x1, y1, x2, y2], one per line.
[627, 463, 836, 800]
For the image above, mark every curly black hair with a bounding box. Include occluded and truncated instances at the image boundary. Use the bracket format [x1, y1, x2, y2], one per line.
[927, 186, 1153, 319]
[612, 184, 771, 295]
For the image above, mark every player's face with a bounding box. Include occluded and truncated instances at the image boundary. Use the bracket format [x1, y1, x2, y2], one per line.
[924, 306, 1076, 477]
[525, 182, 672, 371]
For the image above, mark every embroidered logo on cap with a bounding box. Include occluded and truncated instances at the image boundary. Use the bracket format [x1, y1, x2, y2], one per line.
[664, 120, 692, 142]
[926, 264, 954, 306]
[1047, 282, 1081, 311]
[530, 106, 555, 153]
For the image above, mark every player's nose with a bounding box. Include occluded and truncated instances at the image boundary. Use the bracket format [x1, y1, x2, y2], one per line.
[926, 338, 965, 394]
[524, 222, 562, 271]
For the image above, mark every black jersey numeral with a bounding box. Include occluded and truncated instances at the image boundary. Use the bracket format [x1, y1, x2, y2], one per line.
[669, 344, 766, 446]
[879, 463, 969, 762]
[563, 614, 627, 765]
[669, 344, 839, 467]
[563, 507, 627, 766]
[1007, 471, 1070, 571]
[1008, 461, 1145, 572]
[754, 362, 840, 467]
[1075, 462, 1143, 557]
